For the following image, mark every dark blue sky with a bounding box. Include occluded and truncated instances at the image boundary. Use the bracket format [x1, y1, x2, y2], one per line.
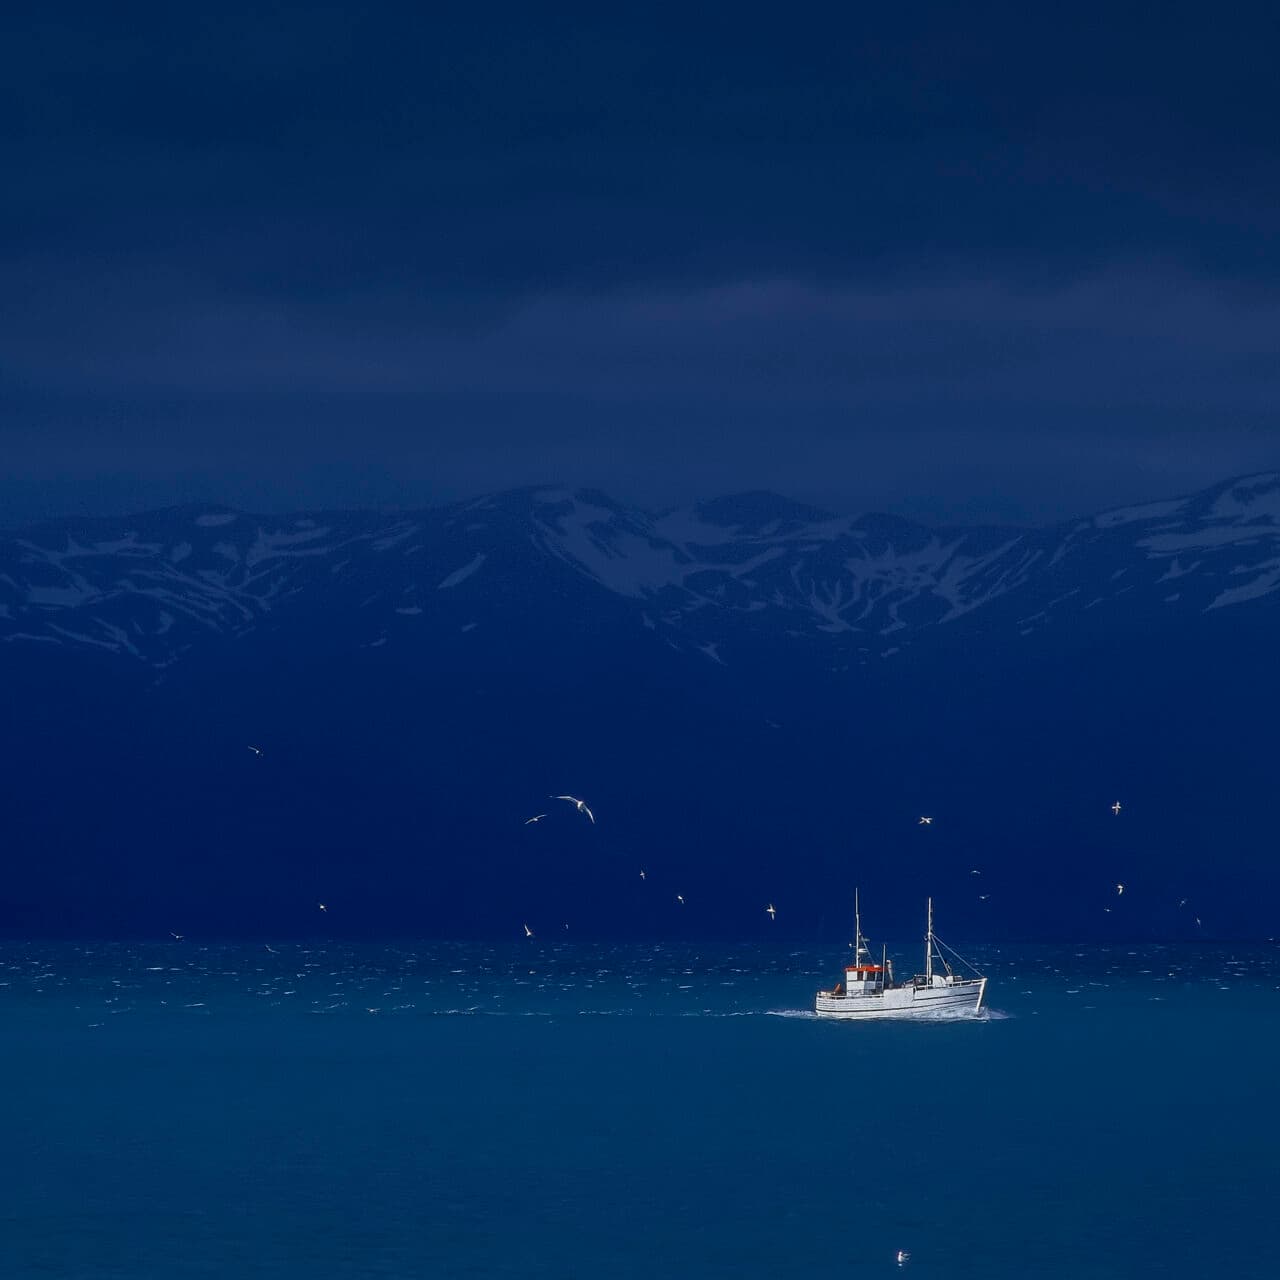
[4, 1, 1279, 524]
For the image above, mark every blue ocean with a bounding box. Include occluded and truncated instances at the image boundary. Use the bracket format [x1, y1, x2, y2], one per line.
[1, 941, 1276, 1278]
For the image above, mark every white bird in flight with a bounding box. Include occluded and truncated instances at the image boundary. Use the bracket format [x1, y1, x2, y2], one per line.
[639, 869, 646, 880]
[918, 816, 933, 825]
[247, 745, 263, 757]
[552, 795, 595, 823]
[523, 923, 534, 938]
[169, 931, 184, 940]
[970, 869, 981, 876]
[524, 814, 546, 825]
[896, 1250, 911, 1266]
[1111, 801, 1122, 815]
[317, 902, 328, 912]
[676, 894, 685, 905]
[1115, 883, 1125, 895]
[766, 904, 777, 920]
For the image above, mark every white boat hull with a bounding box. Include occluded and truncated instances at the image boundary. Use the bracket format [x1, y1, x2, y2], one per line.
[815, 976, 987, 1021]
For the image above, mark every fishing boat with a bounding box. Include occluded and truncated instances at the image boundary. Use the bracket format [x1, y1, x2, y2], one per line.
[814, 894, 987, 1020]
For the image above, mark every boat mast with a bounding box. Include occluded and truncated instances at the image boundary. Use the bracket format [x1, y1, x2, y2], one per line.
[854, 888, 867, 962]
[925, 896, 933, 984]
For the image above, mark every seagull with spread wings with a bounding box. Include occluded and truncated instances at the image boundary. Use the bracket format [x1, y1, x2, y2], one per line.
[552, 795, 595, 823]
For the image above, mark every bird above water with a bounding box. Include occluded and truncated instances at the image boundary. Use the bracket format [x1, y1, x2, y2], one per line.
[766, 904, 777, 919]
[918, 816, 933, 825]
[524, 814, 546, 825]
[1112, 801, 1122, 815]
[247, 745, 263, 757]
[552, 795, 595, 823]
[524, 923, 534, 938]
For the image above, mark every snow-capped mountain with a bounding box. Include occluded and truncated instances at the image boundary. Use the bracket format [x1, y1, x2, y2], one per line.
[3, 473, 1279, 670]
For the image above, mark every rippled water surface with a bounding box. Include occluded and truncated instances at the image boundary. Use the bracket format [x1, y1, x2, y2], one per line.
[1, 941, 1276, 1277]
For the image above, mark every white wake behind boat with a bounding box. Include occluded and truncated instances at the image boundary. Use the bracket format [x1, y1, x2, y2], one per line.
[815, 895, 987, 1020]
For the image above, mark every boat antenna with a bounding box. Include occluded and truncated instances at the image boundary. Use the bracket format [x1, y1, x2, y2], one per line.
[925, 896, 933, 984]
[852, 888, 871, 964]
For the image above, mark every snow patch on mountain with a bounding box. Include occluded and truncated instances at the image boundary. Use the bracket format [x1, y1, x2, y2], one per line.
[1207, 558, 1280, 610]
[532, 495, 689, 597]
[244, 526, 333, 568]
[651, 509, 741, 548]
[372, 523, 419, 552]
[1157, 558, 1196, 582]
[438, 553, 486, 589]
[1208, 474, 1280, 520]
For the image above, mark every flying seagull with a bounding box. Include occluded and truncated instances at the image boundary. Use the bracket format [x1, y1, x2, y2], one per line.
[918, 816, 933, 825]
[766, 904, 777, 920]
[970, 869, 981, 876]
[1111, 801, 1122, 815]
[552, 795, 595, 823]
[524, 814, 546, 825]
[639, 869, 646, 880]
[247, 745, 263, 757]
[264, 944, 279, 954]
[1116, 883, 1125, 896]
[896, 1250, 911, 1266]
[676, 894, 685, 905]
[523, 923, 534, 938]
[169, 931, 184, 940]
[317, 902, 328, 912]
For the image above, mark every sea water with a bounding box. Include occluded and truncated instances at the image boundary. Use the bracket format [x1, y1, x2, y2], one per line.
[0, 941, 1276, 1278]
